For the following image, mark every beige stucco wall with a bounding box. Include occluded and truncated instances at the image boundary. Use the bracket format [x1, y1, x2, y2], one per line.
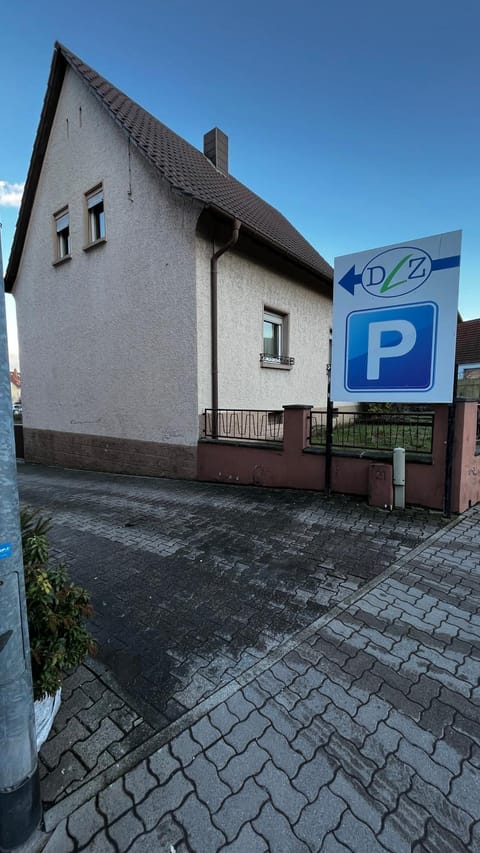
[14, 68, 201, 447]
[196, 236, 332, 414]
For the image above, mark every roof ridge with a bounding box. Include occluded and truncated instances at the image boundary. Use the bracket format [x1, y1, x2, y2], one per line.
[5, 43, 333, 291]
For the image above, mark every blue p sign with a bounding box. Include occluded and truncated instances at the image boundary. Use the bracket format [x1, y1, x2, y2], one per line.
[345, 303, 437, 392]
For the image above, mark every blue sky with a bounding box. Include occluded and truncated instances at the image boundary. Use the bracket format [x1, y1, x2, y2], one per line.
[2, 0, 479, 364]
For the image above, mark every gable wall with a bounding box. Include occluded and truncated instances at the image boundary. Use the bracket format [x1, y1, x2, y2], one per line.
[196, 235, 332, 418]
[14, 68, 201, 474]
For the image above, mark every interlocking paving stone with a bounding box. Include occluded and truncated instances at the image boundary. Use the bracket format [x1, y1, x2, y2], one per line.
[41, 718, 90, 770]
[294, 785, 347, 850]
[378, 793, 432, 853]
[18, 464, 447, 728]
[67, 798, 104, 847]
[256, 760, 307, 822]
[184, 752, 231, 810]
[135, 770, 193, 831]
[97, 778, 133, 822]
[129, 814, 184, 852]
[292, 749, 337, 802]
[219, 742, 269, 793]
[220, 821, 268, 852]
[252, 801, 309, 852]
[108, 810, 144, 848]
[23, 469, 480, 852]
[123, 761, 157, 805]
[396, 737, 453, 794]
[334, 810, 388, 853]
[368, 753, 413, 810]
[258, 726, 304, 776]
[211, 777, 269, 842]
[73, 717, 123, 770]
[175, 792, 226, 851]
[330, 768, 387, 834]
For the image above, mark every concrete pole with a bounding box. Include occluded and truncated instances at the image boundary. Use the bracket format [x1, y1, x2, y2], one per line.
[0, 230, 42, 850]
[393, 446, 406, 510]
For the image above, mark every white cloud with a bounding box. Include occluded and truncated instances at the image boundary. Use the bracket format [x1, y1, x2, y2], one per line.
[0, 180, 24, 208]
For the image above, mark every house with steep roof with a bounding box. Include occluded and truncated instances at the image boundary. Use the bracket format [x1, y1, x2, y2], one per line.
[5, 42, 333, 479]
[456, 319, 480, 377]
[10, 368, 21, 404]
[456, 318, 480, 398]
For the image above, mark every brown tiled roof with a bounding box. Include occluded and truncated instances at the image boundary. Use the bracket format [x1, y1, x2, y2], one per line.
[5, 43, 332, 291]
[456, 318, 480, 364]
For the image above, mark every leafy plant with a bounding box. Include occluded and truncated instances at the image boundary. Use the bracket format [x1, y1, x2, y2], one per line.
[21, 507, 96, 700]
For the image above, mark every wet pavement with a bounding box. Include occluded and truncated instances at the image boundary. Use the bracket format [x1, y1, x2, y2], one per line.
[13, 463, 480, 851]
[17, 464, 446, 731]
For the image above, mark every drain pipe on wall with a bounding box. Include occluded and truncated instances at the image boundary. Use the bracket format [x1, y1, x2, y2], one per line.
[393, 447, 406, 509]
[210, 219, 241, 438]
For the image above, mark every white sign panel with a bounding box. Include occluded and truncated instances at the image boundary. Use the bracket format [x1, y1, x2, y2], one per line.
[331, 231, 461, 403]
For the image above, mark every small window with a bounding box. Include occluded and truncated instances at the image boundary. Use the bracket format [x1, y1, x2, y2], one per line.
[54, 208, 70, 260]
[263, 310, 284, 360]
[260, 309, 294, 367]
[86, 186, 105, 243]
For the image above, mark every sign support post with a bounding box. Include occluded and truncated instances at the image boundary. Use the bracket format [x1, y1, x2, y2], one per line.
[0, 229, 42, 850]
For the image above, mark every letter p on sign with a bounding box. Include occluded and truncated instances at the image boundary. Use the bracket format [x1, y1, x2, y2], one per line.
[367, 319, 417, 380]
[345, 303, 437, 392]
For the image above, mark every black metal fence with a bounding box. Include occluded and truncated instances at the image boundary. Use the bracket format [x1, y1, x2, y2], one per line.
[204, 409, 284, 442]
[310, 409, 435, 454]
[457, 378, 480, 401]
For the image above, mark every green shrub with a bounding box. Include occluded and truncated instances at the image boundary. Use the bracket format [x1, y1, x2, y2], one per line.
[21, 507, 96, 700]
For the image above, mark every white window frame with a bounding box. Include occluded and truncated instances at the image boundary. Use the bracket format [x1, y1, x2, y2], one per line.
[261, 308, 293, 368]
[54, 207, 71, 261]
[263, 310, 284, 361]
[85, 185, 105, 245]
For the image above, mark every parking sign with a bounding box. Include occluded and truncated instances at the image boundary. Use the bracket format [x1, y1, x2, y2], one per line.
[331, 231, 461, 403]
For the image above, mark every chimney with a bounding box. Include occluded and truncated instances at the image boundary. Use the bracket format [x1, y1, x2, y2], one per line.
[203, 128, 228, 174]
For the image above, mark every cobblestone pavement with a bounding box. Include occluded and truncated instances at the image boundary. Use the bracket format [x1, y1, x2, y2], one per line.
[30, 503, 479, 853]
[18, 463, 445, 736]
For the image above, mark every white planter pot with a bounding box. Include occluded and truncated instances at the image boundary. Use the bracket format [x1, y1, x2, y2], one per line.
[34, 688, 61, 751]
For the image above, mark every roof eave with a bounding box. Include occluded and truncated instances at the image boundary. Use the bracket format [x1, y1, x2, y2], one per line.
[206, 204, 333, 290]
[4, 44, 67, 292]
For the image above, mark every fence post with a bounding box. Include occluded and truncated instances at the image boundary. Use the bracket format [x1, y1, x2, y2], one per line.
[444, 366, 458, 517]
[325, 364, 334, 496]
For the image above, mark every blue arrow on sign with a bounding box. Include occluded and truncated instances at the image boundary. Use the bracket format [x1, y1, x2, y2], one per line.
[339, 254, 460, 295]
[338, 265, 362, 295]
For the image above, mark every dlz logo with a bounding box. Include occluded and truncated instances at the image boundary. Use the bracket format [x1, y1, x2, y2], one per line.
[361, 247, 432, 298]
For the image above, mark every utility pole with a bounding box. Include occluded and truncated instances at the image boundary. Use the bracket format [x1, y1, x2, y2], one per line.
[0, 228, 41, 850]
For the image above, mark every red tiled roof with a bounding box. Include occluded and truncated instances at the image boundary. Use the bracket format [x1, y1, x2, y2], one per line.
[456, 319, 480, 365]
[5, 43, 332, 291]
[10, 369, 21, 388]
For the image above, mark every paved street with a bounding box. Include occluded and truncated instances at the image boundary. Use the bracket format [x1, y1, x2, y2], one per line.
[14, 464, 480, 851]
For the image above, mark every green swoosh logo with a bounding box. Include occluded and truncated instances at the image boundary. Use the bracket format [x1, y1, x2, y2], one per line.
[380, 254, 413, 293]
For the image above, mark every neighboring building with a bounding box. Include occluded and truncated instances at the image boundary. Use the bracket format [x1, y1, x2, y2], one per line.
[5, 42, 333, 479]
[10, 368, 21, 404]
[456, 319, 480, 379]
[456, 318, 480, 399]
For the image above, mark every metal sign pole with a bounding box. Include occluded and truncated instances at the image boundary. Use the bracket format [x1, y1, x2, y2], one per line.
[325, 364, 334, 496]
[0, 229, 42, 850]
[443, 364, 459, 518]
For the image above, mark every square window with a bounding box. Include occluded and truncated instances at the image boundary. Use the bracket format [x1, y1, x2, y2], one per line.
[54, 208, 70, 260]
[86, 186, 105, 243]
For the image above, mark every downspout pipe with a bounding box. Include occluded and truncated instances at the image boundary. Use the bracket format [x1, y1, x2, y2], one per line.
[210, 219, 241, 437]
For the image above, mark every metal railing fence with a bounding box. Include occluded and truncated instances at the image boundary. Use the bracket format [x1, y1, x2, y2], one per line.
[204, 409, 284, 442]
[310, 409, 434, 454]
